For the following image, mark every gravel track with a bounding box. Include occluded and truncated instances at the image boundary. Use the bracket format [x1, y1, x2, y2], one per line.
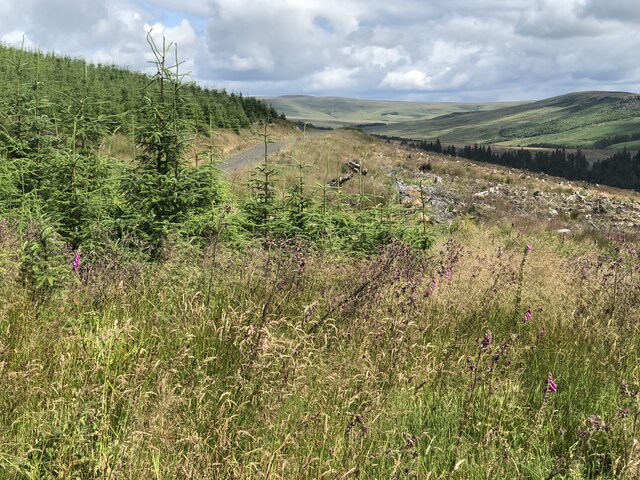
[219, 131, 327, 172]
[220, 138, 297, 172]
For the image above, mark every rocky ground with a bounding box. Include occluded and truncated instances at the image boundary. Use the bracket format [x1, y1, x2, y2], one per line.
[389, 151, 640, 237]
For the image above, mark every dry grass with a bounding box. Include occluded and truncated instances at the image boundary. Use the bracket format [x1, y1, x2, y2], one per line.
[227, 129, 423, 209]
[97, 122, 299, 166]
[1, 217, 639, 478]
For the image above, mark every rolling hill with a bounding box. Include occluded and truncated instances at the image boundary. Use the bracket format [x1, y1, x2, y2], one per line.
[262, 95, 525, 128]
[365, 91, 640, 150]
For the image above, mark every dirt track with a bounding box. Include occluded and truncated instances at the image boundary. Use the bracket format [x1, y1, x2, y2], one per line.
[219, 131, 326, 172]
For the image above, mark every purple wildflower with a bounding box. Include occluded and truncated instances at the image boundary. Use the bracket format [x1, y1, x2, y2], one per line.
[545, 372, 558, 394]
[72, 249, 81, 274]
[480, 330, 493, 350]
[538, 327, 546, 338]
[526, 245, 534, 252]
[444, 266, 452, 282]
[523, 307, 533, 323]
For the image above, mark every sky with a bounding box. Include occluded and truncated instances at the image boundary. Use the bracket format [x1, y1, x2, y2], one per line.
[1, 0, 639, 101]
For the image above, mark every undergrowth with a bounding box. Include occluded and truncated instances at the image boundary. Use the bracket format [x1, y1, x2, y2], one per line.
[0, 222, 639, 479]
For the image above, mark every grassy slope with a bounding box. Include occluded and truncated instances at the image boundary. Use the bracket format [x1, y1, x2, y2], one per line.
[4, 128, 640, 478]
[366, 91, 640, 148]
[3, 224, 640, 479]
[263, 95, 524, 128]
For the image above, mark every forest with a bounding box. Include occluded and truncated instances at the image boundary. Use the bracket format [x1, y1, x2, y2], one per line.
[0, 39, 431, 287]
[388, 137, 640, 191]
[0, 42, 278, 134]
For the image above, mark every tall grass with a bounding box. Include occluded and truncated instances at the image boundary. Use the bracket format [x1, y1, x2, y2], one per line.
[1, 220, 639, 479]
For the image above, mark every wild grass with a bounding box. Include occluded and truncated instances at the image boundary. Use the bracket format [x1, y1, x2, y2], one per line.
[1, 219, 639, 479]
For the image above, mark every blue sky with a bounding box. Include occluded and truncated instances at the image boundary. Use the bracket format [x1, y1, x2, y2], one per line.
[1, 0, 639, 101]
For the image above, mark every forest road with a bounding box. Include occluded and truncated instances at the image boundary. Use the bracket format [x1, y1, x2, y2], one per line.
[219, 130, 327, 172]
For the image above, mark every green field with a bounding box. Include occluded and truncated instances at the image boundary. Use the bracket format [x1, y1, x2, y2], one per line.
[610, 139, 640, 150]
[262, 95, 524, 128]
[364, 91, 640, 148]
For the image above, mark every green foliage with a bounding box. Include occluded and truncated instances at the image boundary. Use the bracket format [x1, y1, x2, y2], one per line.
[0, 43, 275, 136]
[19, 221, 72, 294]
[0, 36, 433, 292]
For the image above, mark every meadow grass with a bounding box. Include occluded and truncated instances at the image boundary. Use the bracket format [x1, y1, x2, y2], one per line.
[1, 220, 639, 479]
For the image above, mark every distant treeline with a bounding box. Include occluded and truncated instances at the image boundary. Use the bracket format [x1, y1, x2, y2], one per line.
[592, 132, 640, 149]
[380, 136, 640, 192]
[0, 43, 282, 135]
[293, 121, 333, 131]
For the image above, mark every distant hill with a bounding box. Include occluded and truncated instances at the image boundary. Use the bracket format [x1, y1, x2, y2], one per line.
[261, 95, 525, 128]
[365, 91, 640, 150]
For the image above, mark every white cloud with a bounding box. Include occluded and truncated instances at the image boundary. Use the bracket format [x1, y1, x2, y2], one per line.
[309, 67, 359, 91]
[1, 0, 639, 100]
[340, 46, 406, 68]
[381, 70, 432, 90]
[1, 31, 34, 48]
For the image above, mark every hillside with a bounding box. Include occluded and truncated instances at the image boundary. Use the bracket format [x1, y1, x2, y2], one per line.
[230, 129, 640, 233]
[263, 94, 524, 128]
[366, 91, 640, 149]
[3, 127, 640, 478]
[0, 43, 279, 137]
[4, 38, 640, 479]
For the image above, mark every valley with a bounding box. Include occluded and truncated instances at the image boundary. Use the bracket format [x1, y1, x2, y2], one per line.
[263, 94, 525, 128]
[267, 91, 640, 152]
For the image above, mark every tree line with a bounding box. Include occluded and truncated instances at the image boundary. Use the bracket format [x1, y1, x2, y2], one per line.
[383, 137, 640, 192]
[0, 42, 280, 136]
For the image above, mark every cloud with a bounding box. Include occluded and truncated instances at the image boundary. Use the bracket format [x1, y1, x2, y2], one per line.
[197, 0, 364, 82]
[381, 70, 432, 90]
[1, 31, 35, 48]
[514, 0, 606, 39]
[309, 67, 360, 91]
[340, 46, 406, 68]
[1, 0, 639, 100]
[579, 0, 640, 22]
